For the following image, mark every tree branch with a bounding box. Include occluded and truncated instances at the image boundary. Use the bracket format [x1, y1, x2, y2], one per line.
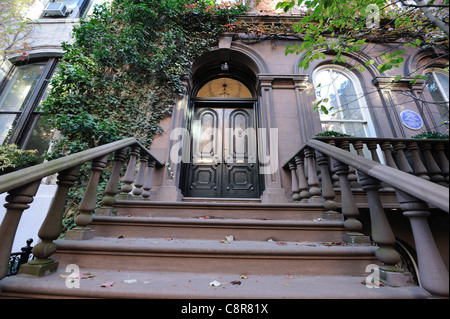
[401, 89, 449, 105]
[405, 4, 449, 8]
[412, 0, 449, 36]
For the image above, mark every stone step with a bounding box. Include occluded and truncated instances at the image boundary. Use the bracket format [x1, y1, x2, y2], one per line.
[52, 237, 378, 277]
[182, 197, 262, 203]
[0, 269, 431, 299]
[110, 200, 328, 220]
[91, 215, 346, 242]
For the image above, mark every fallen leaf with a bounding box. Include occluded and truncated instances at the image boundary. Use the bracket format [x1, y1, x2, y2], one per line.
[209, 280, 221, 287]
[61, 272, 95, 279]
[282, 282, 291, 287]
[240, 274, 248, 279]
[165, 238, 173, 241]
[277, 242, 288, 246]
[285, 275, 294, 279]
[323, 241, 347, 246]
[219, 240, 231, 245]
[231, 281, 241, 285]
[101, 281, 115, 288]
[118, 235, 124, 239]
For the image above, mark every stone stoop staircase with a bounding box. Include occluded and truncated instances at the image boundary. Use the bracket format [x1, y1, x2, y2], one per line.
[0, 199, 431, 299]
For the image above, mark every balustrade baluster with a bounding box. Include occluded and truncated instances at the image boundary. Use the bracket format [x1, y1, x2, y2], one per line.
[352, 140, 365, 157]
[141, 160, 156, 199]
[339, 140, 358, 183]
[434, 142, 449, 182]
[121, 146, 140, 194]
[316, 151, 341, 220]
[0, 181, 41, 279]
[332, 158, 370, 244]
[19, 166, 81, 276]
[380, 141, 397, 169]
[355, 142, 407, 282]
[295, 155, 310, 202]
[288, 161, 301, 202]
[394, 142, 413, 174]
[407, 142, 429, 180]
[421, 142, 445, 183]
[132, 150, 149, 196]
[358, 171, 412, 286]
[65, 154, 108, 240]
[396, 190, 449, 297]
[304, 147, 322, 203]
[367, 141, 381, 163]
[325, 140, 340, 186]
[96, 148, 128, 215]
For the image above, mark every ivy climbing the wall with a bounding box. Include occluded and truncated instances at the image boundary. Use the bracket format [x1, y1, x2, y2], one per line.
[38, 0, 247, 235]
[40, 0, 247, 156]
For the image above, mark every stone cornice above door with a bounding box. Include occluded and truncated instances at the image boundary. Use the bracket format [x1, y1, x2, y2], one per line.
[257, 74, 309, 90]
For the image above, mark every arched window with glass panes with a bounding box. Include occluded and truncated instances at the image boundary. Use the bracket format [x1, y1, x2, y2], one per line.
[312, 66, 376, 137]
[424, 68, 449, 130]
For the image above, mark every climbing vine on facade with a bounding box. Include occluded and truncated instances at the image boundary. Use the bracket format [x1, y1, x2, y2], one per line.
[38, 0, 247, 234]
[40, 0, 247, 156]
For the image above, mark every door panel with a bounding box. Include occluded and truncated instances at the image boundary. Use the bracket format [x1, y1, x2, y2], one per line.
[186, 105, 259, 198]
[187, 108, 222, 197]
[223, 108, 258, 197]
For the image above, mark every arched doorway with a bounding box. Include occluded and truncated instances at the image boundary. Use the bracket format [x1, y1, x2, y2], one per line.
[181, 51, 263, 198]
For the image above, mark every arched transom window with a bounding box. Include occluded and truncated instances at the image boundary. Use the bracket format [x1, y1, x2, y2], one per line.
[197, 78, 252, 98]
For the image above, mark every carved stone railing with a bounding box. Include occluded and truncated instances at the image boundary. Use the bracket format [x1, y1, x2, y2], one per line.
[283, 137, 449, 297]
[0, 138, 163, 279]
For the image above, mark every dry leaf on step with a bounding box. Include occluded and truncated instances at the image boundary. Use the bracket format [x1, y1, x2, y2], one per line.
[101, 281, 115, 288]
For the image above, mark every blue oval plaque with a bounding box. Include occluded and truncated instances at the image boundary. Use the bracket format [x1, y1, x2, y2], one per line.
[400, 110, 423, 130]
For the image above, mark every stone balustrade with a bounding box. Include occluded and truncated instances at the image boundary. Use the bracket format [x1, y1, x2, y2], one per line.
[283, 137, 449, 297]
[0, 138, 162, 279]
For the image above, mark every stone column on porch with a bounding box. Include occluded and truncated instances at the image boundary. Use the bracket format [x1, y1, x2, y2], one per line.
[257, 75, 289, 203]
[153, 75, 191, 201]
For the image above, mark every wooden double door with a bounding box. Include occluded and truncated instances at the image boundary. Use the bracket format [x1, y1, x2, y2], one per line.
[185, 104, 260, 198]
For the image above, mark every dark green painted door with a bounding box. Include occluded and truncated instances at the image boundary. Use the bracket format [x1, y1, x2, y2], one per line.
[186, 105, 259, 198]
